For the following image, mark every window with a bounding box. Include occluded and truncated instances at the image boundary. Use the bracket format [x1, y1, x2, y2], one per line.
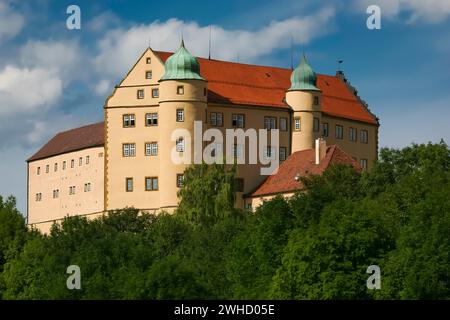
[152, 88, 159, 98]
[123, 143, 136, 157]
[232, 114, 245, 128]
[335, 125, 343, 139]
[176, 109, 184, 122]
[86, 156, 90, 165]
[349, 127, 357, 142]
[234, 178, 244, 192]
[126, 178, 133, 192]
[176, 174, 184, 188]
[37, 167, 41, 175]
[69, 186, 76, 195]
[145, 142, 158, 156]
[35, 193, 42, 201]
[313, 117, 320, 132]
[145, 177, 158, 191]
[62, 161, 66, 170]
[53, 189, 59, 199]
[79, 157, 82, 166]
[264, 117, 277, 130]
[146, 57, 151, 64]
[360, 159, 368, 170]
[322, 123, 329, 137]
[280, 117, 288, 131]
[280, 147, 287, 161]
[137, 89, 144, 99]
[294, 117, 301, 131]
[123, 114, 136, 128]
[46, 165, 49, 173]
[177, 86, 184, 95]
[360, 130, 368, 144]
[145, 71, 152, 79]
[54, 163, 58, 172]
[98, 152, 104, 158]
[145, 113, 158, 126]
[314, 96, 319, 106]
[244, 203, 252, 210]
[176, 138, 184, 152]
[71, 159, 74, 168]
[209, 143, 223, 158]
[263, 146, 276, 160]
[84, 183, 91, 192]
[210, 112, 223, 126]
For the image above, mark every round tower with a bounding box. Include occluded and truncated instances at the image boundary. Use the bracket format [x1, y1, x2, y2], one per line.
[158, 39, 207, 209]
[286, 55, 322, 153]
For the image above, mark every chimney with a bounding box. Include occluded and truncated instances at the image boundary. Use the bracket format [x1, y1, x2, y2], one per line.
[315, 138, 327, 165]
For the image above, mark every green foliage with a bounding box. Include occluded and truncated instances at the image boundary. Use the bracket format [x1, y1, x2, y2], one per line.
[0, 142, 449, 299]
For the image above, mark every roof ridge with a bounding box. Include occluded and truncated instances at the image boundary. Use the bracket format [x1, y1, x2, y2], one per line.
[56, 121, 104, 135]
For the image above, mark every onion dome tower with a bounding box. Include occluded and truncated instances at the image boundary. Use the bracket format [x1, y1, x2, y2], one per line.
[286, 54, 323, 153]
[158, 39, 207, 209]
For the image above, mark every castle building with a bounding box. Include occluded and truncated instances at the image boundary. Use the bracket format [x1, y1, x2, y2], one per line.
[27, 40, 379, 233]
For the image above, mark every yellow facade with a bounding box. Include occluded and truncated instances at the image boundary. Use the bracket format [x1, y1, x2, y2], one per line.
[28, 46, 379, 232]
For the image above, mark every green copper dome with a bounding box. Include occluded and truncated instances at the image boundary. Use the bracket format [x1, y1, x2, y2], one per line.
[160, 39, 204, 81]
[289, 55, 320, 91]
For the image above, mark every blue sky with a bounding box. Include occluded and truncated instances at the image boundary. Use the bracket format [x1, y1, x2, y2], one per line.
[0, 0, 449, 214]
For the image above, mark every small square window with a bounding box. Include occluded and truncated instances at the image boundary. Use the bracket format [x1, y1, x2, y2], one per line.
[232, 114, 245, 128]
[146, 57, 151, 64]
[335, 125, 344, 139]
[322, 123, 329, 137]
[313, 117, 320, 132]
[145, 142, 158, 156]
[176, 109, 184, 122]
[177, 86, 184, 95]
[280, 147, 287, 161]
[123, 114, 136, 127]
[152, 88, 159, 98]
[137, 89, 144, 99]
[145, 177, 158, 191]
[146, 71, 152, 79]
[294, 117, 301, 131]
[176, 174, 184, 188]
[123, 143, 136, 157]
[314, 96, 319, 105]
[176, 138, 184, 152]
[146, 113, 158, 126]
[126, 178, 133, 192]
[280, 117, 287, 131]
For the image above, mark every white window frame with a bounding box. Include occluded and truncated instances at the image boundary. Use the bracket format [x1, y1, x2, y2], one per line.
[176, 138, 184, 152]
[176, 109, 184, 122]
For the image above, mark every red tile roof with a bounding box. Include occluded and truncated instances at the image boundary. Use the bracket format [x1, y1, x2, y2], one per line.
[156, 51, 378, 125]
[28, 122, 104, 162]
[248, 145, 361, 197]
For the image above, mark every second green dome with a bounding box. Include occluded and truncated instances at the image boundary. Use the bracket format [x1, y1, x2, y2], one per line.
[160, 39, 204, 81]
[289, 55, 320, 91]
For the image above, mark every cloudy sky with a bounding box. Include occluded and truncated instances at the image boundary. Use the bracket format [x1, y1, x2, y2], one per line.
[0, 0, 449, 214]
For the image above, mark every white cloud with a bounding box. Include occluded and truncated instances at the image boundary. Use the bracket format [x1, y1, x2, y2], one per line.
[0, 66, 62, 115]
[20, 39, 85, 84]
[93, 8, 335, 79]
[0, 1, 24, 42]
[355, 0, 450, 23]
[95, 79, 110, 96]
